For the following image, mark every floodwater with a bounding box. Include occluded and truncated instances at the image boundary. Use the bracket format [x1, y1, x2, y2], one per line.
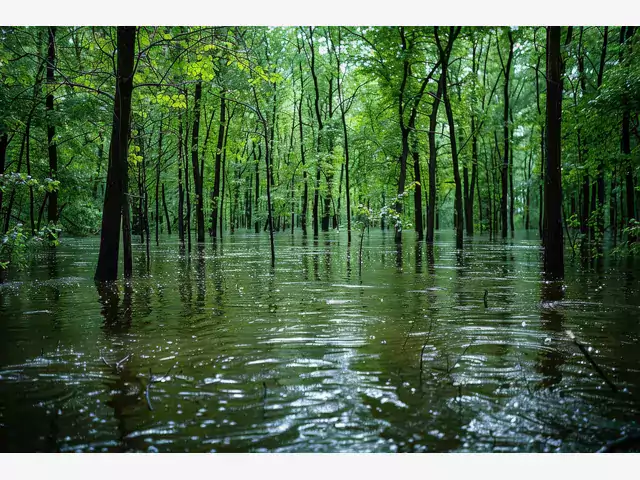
[1, 230, 639, 452]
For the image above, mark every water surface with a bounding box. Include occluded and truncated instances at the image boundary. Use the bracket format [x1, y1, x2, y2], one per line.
[1, 230, 639, 452]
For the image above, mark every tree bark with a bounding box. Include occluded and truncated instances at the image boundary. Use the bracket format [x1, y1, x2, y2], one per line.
[191, 80, 205, 242]
[543, 26, 564, 279]
[297, 47, 309, 235]
[426, 75, 443, 244]
[501, 29, 514, 239]
[162, 183, 171, 235]
[95, 26, 136, 281]
[436, 26, 463, 250]
[46, 26, 59, 227]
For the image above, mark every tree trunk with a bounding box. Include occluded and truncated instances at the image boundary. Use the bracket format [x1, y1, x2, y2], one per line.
[95, 26, 136, 281]
[161, 183, 171, 235]
[178, 119, 185, 242]
[46, 26, 59, 227]
[0, 133, 7, 219]
[308, 27, 323, 238]
[191, 80, 205, 242]
[501, 29, 514, 239]
[297, 55, 309, 235]
[543, 26, 564, 279]
[412, 140, 424, 240]
[155, 120, 162, 245]
[596, 27, 609, 238]
[436, 26, 463, 250]
[210, 94, 226, 238]
[426, 78, 443, 244]
[621, 27, 636, 240]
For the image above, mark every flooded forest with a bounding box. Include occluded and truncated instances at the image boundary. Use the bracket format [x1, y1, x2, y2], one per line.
[1, 26, 640, 453]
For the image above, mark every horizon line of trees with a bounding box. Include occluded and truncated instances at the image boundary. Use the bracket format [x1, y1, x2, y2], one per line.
[1, 26, 638, 281]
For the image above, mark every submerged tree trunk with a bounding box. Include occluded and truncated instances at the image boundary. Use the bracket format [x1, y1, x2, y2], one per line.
[211, 94, 226, 238]
[162, 183, 171, 235]
[95, 26, 136, 282]
[436, 26, 463, 250]
[501, 29, 514, 239]
[46, 26, 59, 228]
[0, 133, 7, 219]
[596, 26, 609, 238]
[543, 26, 564, 279]
[426, 78, 443, 244]
[297, 54, 309, 235]
[621, 26, 636, 240]
[155, 120, 162, 245]
[191, 80, 205, 243]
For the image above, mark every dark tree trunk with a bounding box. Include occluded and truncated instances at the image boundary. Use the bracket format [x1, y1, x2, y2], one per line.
[219, 125, 229, 238]
[501, 29, 514, 239]
[412, 142, 423, 240]
[155, 121, 162, 245]
[596, 27, 609, 238]
[621, 27, 636, 240]
[4, 122, 28, 234]
[211, 94, 226, 238]
[297, 53, 309, 235]
[95, 26, 136, 282]
[436, 26, 463, 250]
[0, 133, 7, 219]
[254, 145, 260, 233]
[161, 183, 171, 235]
[191, 80, 205, 242]
[26, 122, 35, 235]
[543, 26, 564, 279]
[46, 26, 59, 227]
[426, 78, 443, 244]
[308, 27, 323, 238]
[178, 120, 185, 242]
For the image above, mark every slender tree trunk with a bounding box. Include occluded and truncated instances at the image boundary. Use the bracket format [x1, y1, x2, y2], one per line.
[297, 57, 309, 235]
[426, 78, 442, 244]
[26, 122, 35, 234]
[178, 119, 185, 242]
[191, 80, 205, 242]
[4, 123, 28, 234]
[210, 94, 226, 238]
[46, 26, 59, 227]
[95, 26, 136, 282]
[155, 120, 162, 245]
[621, 27, 636, 240]
[254, 145, 260, 233]
[162, 183, 171, 235]
[412, 138, 424, 240]
[436, 27, 463, 249]
[501, 29, 514, 239]
[596, 27, 609, 238]
[308, 27, 323, 238]
[0, 133, 7, 219]
[543, 26, 564, 279]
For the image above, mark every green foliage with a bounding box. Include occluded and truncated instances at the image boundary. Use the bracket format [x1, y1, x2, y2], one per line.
[0, 222, 61, 272]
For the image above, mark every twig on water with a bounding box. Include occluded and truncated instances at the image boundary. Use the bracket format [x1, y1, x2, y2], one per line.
[418, 319, 435, 382]
[567, 330, 618, 393]
[145, 362, 178, 411]
[447, 342, 474, 375]
[99, 350, 132, 372]
[483, 289, 488, 308]
[597, 433, 640, 453]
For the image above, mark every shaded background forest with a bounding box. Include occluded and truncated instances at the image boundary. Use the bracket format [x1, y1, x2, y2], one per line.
[1, 26, 639, 278]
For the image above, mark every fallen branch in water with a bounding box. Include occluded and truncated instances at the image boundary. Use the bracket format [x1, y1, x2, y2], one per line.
[418, 319, 435, 380]
[145, 362, 178, 411]
[483, 289, 488, 308]
[597, 433, 640, 453]
[446, 342, 474, 375]
[99, 350, 132, 372]
[567, 330, 618, 393]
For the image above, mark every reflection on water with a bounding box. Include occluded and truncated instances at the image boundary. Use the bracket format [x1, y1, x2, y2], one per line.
[0, 230, 639, 452]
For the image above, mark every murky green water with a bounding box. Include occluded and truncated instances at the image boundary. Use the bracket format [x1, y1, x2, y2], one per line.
[1, 230, 639, 452]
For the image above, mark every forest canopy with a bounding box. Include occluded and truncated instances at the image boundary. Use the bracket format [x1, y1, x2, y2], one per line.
[1, 26, 638, 279]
